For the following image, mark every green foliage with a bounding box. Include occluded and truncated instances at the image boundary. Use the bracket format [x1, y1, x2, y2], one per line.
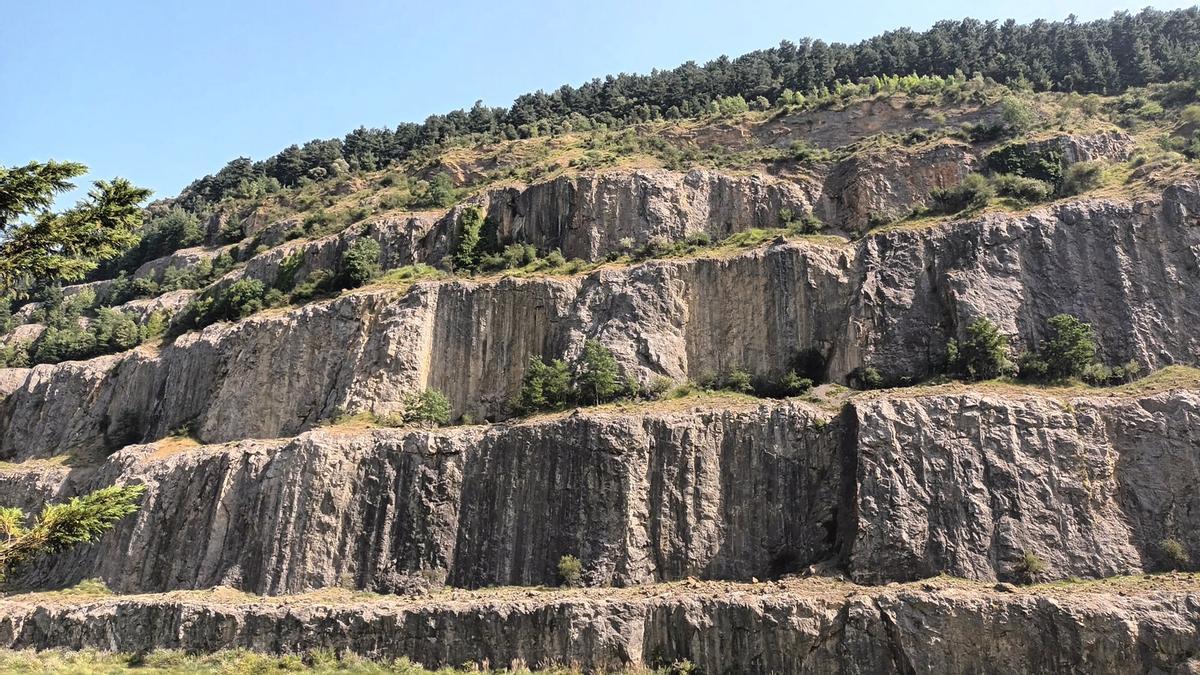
[999, 95, 1038, 133]
[779, 370, 814, 396]
[339, 238, 381, 289]
[946, 318, 1013, 381]
[182, 278, 268, 331]
[718, 367, 754, 394]
[402, 389, 452, 428]
[453, 206, 486, 272]
[1039, 314, 1097, 380]
[515, 355, 574, 414]
[0, 484, 145, 583]
[1159, 538, 1190, 571]
[930, 173, 993, 214]
[1060, 161, 1105, 196]
[0, 341, 31, 368]
[713, 95, 750, 118]
[516, 341, 634, 414]
[576, 339, 623, 405]
[100, 208, 203, 280]
[1018, 314, 1097, 382]
[850, 366, 884, 390]
[985, 143, 1065, 187]
[1013, 550, 1047, 584]
[991, 174, 1054, 204]
[424, 173, 458, 209]
[29, 304, 146, 366]
[275, 252, 305, 292]
[557, 554, 583, 588]
[1082, 359, 1143, 386]
[0, 161, 151, 296]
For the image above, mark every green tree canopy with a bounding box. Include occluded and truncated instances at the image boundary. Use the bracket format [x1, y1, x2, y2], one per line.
[0, 161, 151, 296]
[0, 484, 146, 583]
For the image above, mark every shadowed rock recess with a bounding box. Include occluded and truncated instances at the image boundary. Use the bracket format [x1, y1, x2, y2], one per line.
[1, 162, 1200, 671]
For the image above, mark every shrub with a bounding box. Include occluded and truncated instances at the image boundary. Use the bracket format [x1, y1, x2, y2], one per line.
[999, 95, 1037, 133]
[557, 554, 583, 587]
[339, 238, 381, 289]
[946, 317, 1013, 380]
[219, 279, 267, 321]
[930, 173, 993, 214]
[645, 376, 673, 400]
[91, 309, 141, 353]
[992, 174, 1053, 204]
[1160, 538, 1190, 571]
[850, 366, 884, 390]
[576, 340, 624, 405]
[453, 206, 485, 272]
[985, 143, 1064, 186]
[0, 341, 31, 368]
[403, 389, 452, 428]
[1082, 359, 1143, 386]
[1013, 550, 1047, 584]
[544, 249, 566, 267]
[426, 173, 457, 208]
[720, 367, 754, 394]
[275, 252, 304, 292]
[290, 269, 335, 301]
[515, 356, 573, 414]
[1040, 314, 1096, 380]
[1060, 161, 1104, 195]
[780, 370, 814, 395]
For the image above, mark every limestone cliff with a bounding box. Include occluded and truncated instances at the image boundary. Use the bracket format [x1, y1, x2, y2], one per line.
[2, 579, 1198, 674]
[2, 181, 1196, 460]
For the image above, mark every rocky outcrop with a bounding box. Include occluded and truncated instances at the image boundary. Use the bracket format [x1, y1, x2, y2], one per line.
[1, 581, 1198, 673]
[1, 181, 1197, 458]
[4, 383, 1200, 595]
[2, 400, 842, 594]
[816, 140, 976, 230]
[848, 387, 1200, 583]
[480, 169, 818, 261]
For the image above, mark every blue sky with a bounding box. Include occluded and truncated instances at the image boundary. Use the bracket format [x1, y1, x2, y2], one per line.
[2, 0, 1195, 207]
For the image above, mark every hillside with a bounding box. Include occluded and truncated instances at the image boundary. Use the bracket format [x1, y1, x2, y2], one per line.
[2, 9, 1200, 673]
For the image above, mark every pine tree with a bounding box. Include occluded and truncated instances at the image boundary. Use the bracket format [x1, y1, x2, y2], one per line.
[0, 484, 145, 583]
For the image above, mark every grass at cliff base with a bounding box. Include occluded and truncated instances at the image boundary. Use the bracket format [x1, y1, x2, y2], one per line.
[0, 648, 663, 674]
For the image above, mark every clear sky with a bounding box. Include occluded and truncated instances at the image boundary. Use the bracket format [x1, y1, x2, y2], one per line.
[2, 0, 1195, 206]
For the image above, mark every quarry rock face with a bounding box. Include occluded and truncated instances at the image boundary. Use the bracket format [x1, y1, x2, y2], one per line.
[2, 584, 1199, 674]
[1, 153, 1199, 671]
[4, 387, 1200, 596]
[3, 402, 843, 594]
[2, 180, 1197, 459]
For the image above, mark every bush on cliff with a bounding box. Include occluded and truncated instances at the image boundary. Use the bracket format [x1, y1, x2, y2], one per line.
[930, 173, 993, 214]
[557, 554, 583, 587]
[576, 339, 623, 405]
[338, 238, 381, 289]
[1017, 314, 1097, 382]
[1159, 538, 1191, 571]
[402, 389, 452, 428]
[946, 317, 1014, 381]
[515, 341, 637, 414]
[515, 355, 574, 414]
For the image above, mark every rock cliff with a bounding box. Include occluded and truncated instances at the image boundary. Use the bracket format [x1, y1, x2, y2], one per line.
[3, 381, 1199, 596]
[2, 180, 1196, 460]
[2, 579, 1199, 673]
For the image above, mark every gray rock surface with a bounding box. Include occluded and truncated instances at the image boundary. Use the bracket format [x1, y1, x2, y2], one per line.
[848, 389, 1200, 583]
[4, 385, 1200, 595]
[1, 583, 1198, 674]
[2, 401, 842, 594]
[2, 180, 1196, 459]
